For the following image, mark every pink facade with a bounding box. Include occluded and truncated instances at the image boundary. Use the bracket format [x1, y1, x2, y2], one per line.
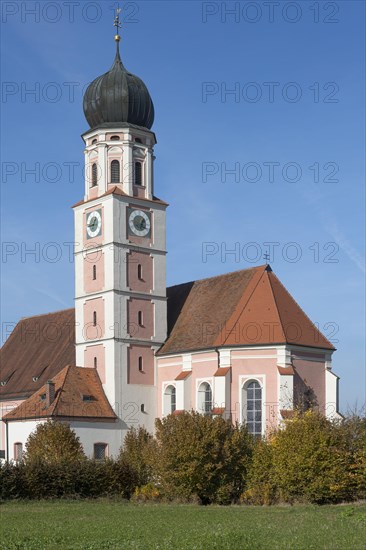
[127, 298, 154, 340]
[83, 297, 105, 341]
[127, 251, 153, 293]
[84, 344, 106, 384]
[84, 251, 105, 293]
[128, 345, 154, 385]
[157, 347, 330, 432]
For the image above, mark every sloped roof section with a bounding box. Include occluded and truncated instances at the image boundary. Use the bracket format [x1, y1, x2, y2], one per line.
[0, 309, 76, 400]
[158, 265, 334, 355]
[159, 267, 264, 355]
[3, 365, 117, 422]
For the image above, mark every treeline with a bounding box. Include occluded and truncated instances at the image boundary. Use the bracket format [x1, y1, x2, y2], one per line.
[1, 411, 365, 504]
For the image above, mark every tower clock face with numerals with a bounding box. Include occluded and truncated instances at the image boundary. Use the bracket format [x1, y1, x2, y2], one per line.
[86, 209, 102, 238]
[128, 208, 151, 237]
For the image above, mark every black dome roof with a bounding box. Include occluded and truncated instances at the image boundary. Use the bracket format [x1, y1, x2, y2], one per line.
[83, 43, 154, 130]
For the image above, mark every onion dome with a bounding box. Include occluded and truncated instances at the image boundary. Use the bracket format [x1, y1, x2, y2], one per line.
[83, 38, 154, 130]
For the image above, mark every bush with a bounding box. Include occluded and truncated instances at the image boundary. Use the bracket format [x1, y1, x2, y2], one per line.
[24, 421, 85, 464]
[270, 411, 350, 504]
[242, 439, 278, 505]
[118, 427, 156, 487]
[154, 411, 252, 504]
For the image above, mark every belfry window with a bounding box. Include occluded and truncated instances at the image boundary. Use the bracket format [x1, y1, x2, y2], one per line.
[164, 385, 176, 415]
[135, 162, 142, 186]
[138, 356, 143, 372]
[242, 380, 262, 438]
[138, 311, 143, 327]
[111, 160, 120, 183]
[197, 382, 212, 414]
[110, 135, 119, 140]
[91, 163, 98, 187]
[92, 139, 97, 145]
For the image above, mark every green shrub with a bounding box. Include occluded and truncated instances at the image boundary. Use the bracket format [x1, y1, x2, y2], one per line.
[24, 421, 85, 464]
[154, 411, 252, 504]
[242, 438, 278, 505]
[270, 411, 350, 504]
[118, 426, 156, 487]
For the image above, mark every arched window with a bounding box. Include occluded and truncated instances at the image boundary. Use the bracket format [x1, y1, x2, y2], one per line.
[91, 163, 98, 187]
[93, 311, 97, 327]
[111, 160, 120, 183]
[164, 385, 176, 415]
[137, 264, 143, 280]
[92, 265, 97, 280]
[94, 357, 97, 369]
[197, 382, 212, 414]
[14, 442, 23, 462]
[110, 135, 119, 141]
[138, 311, 143, 327]
[242, 380, 262, 437]
[134, 162, 142, 186]
[92, 139, 97, 145]
[138, 356, 143, 372]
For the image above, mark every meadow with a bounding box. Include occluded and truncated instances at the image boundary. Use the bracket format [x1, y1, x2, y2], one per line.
[0, 500, 365, 550]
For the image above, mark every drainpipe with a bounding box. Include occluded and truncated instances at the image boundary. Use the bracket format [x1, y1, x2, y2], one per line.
[5, 420, 9, 463]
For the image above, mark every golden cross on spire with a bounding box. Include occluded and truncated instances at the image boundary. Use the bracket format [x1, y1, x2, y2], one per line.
[114, 6, 122, 42]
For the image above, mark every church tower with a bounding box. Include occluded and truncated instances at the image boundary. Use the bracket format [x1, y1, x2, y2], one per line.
[73, 16, 167, 434]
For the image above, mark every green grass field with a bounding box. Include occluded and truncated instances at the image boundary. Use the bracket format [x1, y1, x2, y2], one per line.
[0, 500, 365, 550]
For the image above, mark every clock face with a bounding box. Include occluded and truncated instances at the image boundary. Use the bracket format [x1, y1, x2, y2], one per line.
[86, 210, 102, 238]
[128, 209, 151, 237]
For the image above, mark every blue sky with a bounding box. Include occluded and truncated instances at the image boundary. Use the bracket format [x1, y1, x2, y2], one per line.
[1, 1, 365, 412]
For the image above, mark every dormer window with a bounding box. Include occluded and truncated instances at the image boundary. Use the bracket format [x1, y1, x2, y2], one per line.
[40, 393, 46, 402]
[83, 394, 94, 402]
[91, 163, 98, 187]
[111, 160, 120, 183]
[135, 162, 142, 186]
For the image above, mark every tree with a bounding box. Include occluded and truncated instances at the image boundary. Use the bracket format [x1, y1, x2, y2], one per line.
[24, 420, 85, 464]
[118, 426, 156, 487]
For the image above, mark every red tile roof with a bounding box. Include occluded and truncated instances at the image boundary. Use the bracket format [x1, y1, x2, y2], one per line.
[3, 365, 116, 422]
[0, 309, 76, 400]
[277, 366, 295, 375]
[214, 367, 231, 377]
[72, 186, 168, 208]
[175, 371, 192, 381]
[158, 265, 334, 355]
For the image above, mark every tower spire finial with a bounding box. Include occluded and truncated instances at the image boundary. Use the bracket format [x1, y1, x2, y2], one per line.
[114, 6, 122, 43]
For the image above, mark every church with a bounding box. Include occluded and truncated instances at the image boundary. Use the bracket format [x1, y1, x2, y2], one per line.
[0, 24, 341, 461]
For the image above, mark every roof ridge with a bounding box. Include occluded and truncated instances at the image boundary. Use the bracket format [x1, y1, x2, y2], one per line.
[268, 271, 335, 349]
[19, 308, 74, 321]
[266, 270, 287, 342]
[218, 265, 268, 347]
[168, 265, 267, 291]
[49, 365, 71, 416]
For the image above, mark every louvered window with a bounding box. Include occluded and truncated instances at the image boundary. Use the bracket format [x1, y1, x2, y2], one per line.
[111, 160, 120, 183]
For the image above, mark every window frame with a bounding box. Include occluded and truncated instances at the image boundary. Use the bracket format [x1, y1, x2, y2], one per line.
[240, 377, 265, 438]
[163, 384, 176, 415]
[93, 442, 108, 460]
[197, 381, 213, 415]
[110, 160, 120, 183]
[14, 442, 23, 462]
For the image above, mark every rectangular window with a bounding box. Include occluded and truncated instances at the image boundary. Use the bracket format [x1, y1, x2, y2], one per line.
[14, 442, 23, 461]
[94, 443, 107, 460]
